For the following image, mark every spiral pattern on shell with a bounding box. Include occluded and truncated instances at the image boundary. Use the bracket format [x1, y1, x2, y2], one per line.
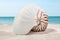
[31, 9, 48, 32]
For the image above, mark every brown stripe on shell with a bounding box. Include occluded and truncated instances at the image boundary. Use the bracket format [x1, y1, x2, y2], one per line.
[31, 9, 48, 32]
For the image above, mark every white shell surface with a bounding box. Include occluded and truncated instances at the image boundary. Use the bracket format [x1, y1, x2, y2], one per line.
[12, 5, 45, 34]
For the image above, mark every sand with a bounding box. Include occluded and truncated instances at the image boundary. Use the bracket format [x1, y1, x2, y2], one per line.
[0, 24, 60, 40]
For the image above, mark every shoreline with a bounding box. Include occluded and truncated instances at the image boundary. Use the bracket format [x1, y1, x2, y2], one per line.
[0, 23, 60, 25]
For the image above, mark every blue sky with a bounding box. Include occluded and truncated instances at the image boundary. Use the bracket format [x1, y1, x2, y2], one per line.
[0, 0, 60, 17]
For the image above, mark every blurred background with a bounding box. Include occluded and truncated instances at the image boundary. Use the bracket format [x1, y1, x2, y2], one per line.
[0, 0, 60, 24]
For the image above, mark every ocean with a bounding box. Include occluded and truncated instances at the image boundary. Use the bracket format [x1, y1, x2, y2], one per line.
[0, 16, 60, 24]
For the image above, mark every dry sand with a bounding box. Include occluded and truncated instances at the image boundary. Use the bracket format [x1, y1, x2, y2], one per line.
[0, 24, 60, 40]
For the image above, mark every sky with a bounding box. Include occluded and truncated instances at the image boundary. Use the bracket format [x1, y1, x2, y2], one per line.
[0, 0, 60, 17]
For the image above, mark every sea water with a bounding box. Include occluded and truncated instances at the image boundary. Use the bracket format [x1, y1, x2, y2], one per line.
[0, 16, 60, 24]
[48, 16, 60, 24]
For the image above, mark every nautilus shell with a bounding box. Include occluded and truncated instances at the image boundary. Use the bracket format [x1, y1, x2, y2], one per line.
[31, 10, 48, 32]
[13, 5, 48, 34]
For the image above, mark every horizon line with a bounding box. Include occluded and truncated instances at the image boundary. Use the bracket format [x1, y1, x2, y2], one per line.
[0, 16, 60, 17]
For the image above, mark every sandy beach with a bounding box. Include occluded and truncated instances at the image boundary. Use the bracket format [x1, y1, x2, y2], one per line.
[0, 24, 60, 40]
